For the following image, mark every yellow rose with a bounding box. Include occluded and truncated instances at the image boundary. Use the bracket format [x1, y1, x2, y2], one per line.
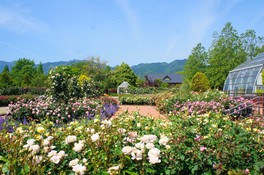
[36, 126, 45, 134]
[16, 127, 23, 134]
[36, 134, 43, 141]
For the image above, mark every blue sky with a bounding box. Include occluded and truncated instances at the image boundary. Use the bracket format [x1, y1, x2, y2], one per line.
[0, 0, 264, 66]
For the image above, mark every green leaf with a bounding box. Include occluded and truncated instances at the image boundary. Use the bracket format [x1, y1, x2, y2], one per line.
[0, 156, 8, 162]
[191, 165, 198, 174]
[2, 162, 10, 174]
[180, 155, 185, 161]
[123, 170, 138, 175]
[21, 164, 30, 175]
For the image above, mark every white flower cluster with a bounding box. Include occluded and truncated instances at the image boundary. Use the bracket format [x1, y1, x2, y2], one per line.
[48, 150, 67, 164]
[69, 158, 87, 175]
[107, 165, 120, 174]
[43, 136, 54, 146]
[73, 140, 85, 152]
[101, 120, 112, 129]
[122, 134, 170, 164]
[23, 139, 40, 155]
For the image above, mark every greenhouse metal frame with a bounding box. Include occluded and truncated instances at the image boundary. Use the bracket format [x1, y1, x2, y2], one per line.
[223, 52, 264, 94]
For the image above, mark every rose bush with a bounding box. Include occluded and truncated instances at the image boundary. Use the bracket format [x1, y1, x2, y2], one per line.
[7, 95, 118, 124]
[1, 111, 264, 174]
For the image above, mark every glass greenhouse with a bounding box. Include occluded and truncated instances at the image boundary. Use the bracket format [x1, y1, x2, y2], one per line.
[223, 52, 264, 94]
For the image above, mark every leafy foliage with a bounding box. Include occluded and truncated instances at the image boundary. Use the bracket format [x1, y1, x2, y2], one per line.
[207, 22, 247, 89]
[191, 72, 210, 92]
[110, 62, 138, 88]
[1, 108, 263, 174]
[184, 43, 208, 81]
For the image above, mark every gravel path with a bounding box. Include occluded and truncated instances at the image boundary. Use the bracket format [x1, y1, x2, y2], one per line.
[113, 105, 168, 120]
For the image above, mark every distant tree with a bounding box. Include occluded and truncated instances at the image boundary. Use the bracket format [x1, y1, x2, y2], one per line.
[184, 43, 208, 81]
[30, 62, 48, 87]
[110, 62, 138, 88]
[241, 29, 264, 60]
[0, 72, 13, 88]
[136, 77, 144, 87]
[2, 65, 10, 73]
[0, 65, 12, 87]
[207, 22, 247, 89]
[37, 62, 44, 74]
[11, 58, 37, 87]
[191, 72, 210, 92]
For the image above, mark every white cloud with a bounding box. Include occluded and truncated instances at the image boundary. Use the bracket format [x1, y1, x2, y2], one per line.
[0, 6, 47, 33]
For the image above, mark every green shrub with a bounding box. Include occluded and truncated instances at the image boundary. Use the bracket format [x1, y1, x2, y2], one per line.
[0, 95, 36, 106]
[0, 87, 46, 96]
[191, 72, 210, 92]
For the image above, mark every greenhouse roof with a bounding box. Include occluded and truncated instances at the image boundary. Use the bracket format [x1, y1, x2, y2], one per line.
[231, 52, 264, 72]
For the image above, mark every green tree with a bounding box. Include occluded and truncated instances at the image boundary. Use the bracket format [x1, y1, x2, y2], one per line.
[0, 65, 13, 87]
[11, 58, 36, 87]
[36, 62, 44, 74]
[191, 72, 210, 92]
[207, 22, 247, 89]
[31, 62, 48, 87]
[241, 29, 264, 60]
[110, 62, 138, 88]
[184, 43, 208, 81]
[2, 65, 10, 73]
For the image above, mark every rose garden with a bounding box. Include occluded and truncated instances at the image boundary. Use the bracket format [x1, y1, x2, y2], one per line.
[0, 65, 264, 175]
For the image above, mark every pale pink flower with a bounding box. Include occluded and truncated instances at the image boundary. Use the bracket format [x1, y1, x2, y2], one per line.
[140, 135, 157, 143]
[200, 146, 207, 152]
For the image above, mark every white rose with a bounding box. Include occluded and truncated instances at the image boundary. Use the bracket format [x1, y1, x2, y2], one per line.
[149, 156, 161, 164]
[48, 150, 57, 157]
[29, 144, 40, 154]
[146, 143, 155, 149]
[122, 146, 135, 155]
[65, 135, 77, 144]
[91, 133, 99, 142]
[140, 135, 157, 143]
[135, 142, 145, 150]
[159, 136, 169, 146]
[58, 150, 66, 158]
[43, 139, 51, 146]
[72, 164, 86, 175]
[73, 142, 84, 152]
[82, 158, 87, 164]
[69, 158, 79, 167]
[131, 149, 143, 160]
[50, 155, 60, 164]
[107, 165, 120, 173]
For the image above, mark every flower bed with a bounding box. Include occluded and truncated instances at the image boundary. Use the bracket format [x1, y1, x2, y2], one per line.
[0, 112, 264, 174]
[6, 95, 118, 124]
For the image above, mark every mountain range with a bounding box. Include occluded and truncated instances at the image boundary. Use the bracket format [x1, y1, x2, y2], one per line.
[0, 59, 186, 77]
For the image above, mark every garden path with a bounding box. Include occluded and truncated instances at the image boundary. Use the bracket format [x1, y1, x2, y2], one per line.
[112, 105, 168, 120]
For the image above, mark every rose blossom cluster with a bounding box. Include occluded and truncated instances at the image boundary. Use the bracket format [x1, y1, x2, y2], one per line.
[122, 134, 170, 164]
[69, 158, 87, 175]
